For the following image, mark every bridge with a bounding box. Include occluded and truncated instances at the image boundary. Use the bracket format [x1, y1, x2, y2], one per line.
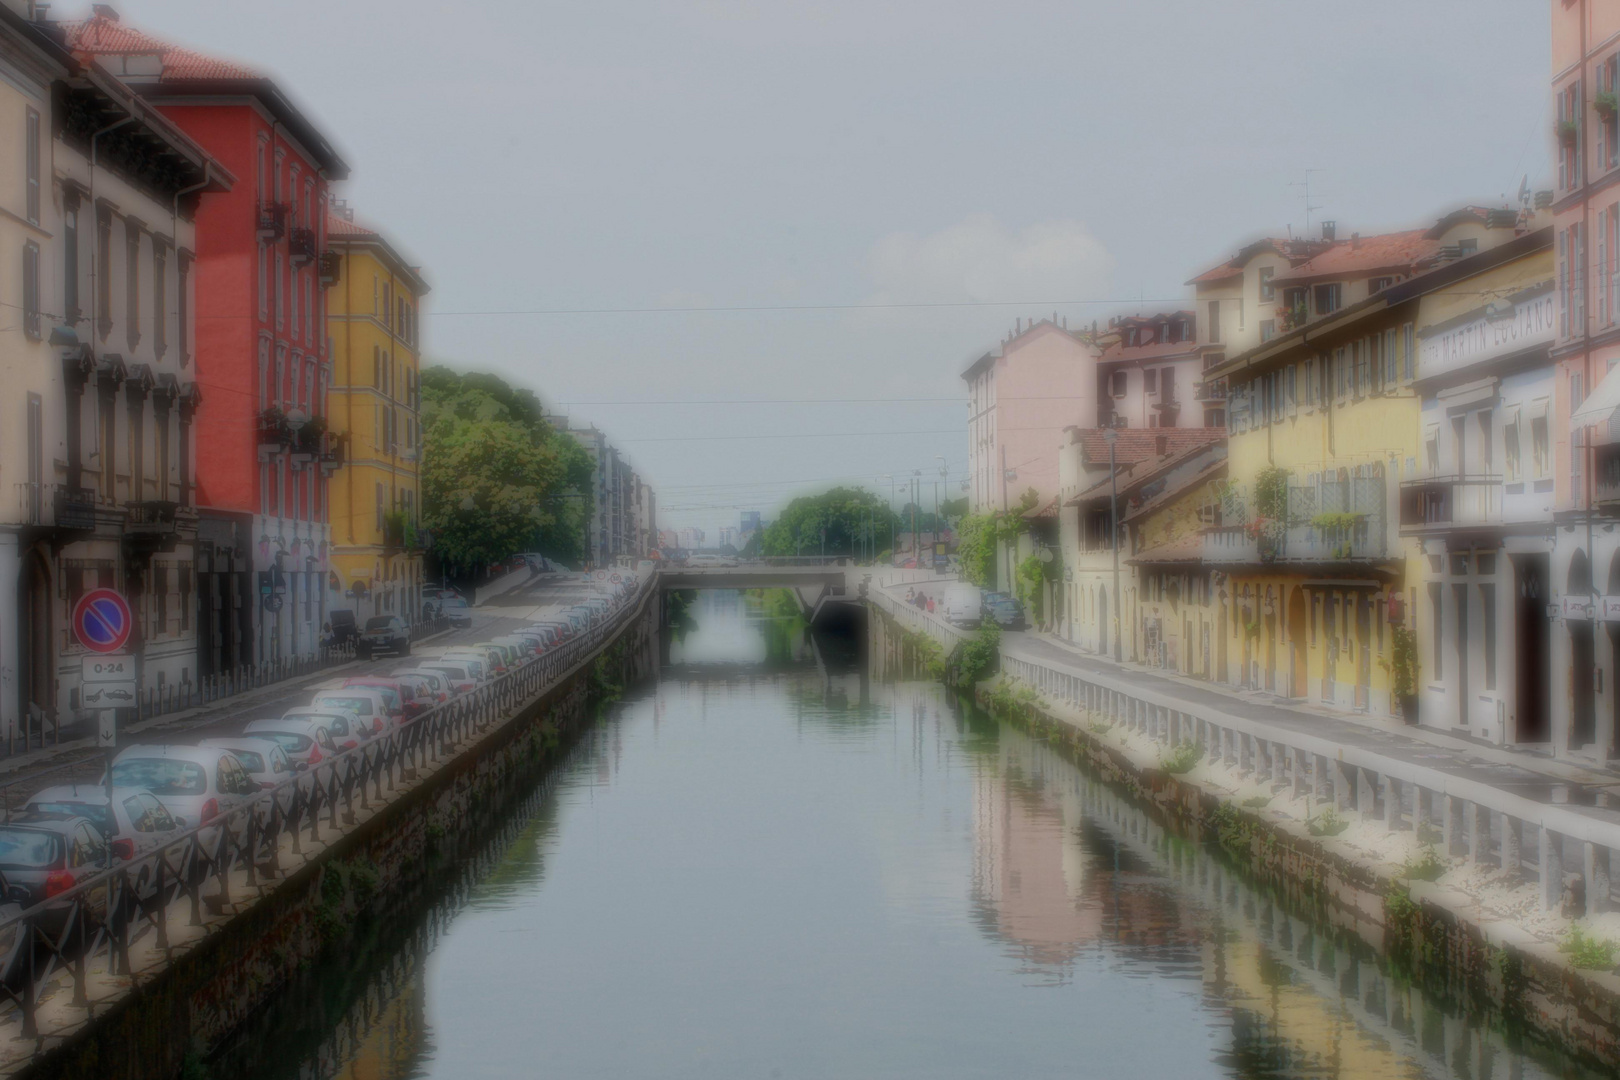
[656, 562, 859, 626]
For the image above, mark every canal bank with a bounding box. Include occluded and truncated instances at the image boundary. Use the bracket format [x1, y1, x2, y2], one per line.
[865, 588, 1620, 1072]
[8, 588, 660, 1080]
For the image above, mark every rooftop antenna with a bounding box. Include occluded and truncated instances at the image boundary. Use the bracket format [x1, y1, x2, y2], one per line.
[1288, 169, 1324, 237]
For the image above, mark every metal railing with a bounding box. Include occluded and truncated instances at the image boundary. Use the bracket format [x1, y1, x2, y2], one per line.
[0, 580, 649, 1044]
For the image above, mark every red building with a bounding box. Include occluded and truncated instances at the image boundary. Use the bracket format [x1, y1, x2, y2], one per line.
[68, 10, 350, 668]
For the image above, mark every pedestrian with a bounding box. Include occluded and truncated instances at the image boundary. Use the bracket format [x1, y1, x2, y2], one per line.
[926, 595, 936, 614]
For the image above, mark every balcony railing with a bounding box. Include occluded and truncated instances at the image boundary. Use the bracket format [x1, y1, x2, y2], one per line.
[1194, 379, 1227, 401]
[1399, 475, 1503, 531]
[289, 227, 316, 267]
[1202, 524, 1258, 564]
[318, 250, 342, 287]
[13, 484, 97, 531]
[256, 202, 287, 242]
[1203, 477, 1389, 564]
[1597, 447, 1620, 508]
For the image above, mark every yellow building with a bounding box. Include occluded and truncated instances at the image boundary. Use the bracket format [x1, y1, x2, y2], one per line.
[324, 203, 430, 622]
[1203, 209, 1532, 719]
[1124, 450, 1228, 679]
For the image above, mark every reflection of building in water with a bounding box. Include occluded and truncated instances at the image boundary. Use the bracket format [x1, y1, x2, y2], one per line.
[970, 740, 1102, 969]
[339, 959, 429, 1080]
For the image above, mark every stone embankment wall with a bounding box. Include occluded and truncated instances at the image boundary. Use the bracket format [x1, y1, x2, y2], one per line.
[20, 600, 660, 1080]
[970, 677, 1620, 1072]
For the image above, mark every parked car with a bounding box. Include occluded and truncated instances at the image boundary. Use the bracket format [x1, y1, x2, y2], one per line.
[242, 718, 339, 770]
[490, 635, 541, 662]
[107, 745, 259, 829]
[441, 596, 473, 628]
[22, 786, 183, 861]
[309, 688, 396, 734]
[443, 647, 506, 678]
[390, 671, 447, 708]
[356, 616, 411, 659]
[415, 662, 479, 694]
[281, 705, 373, 749]
[326, 608, 358, 648]
[983, 596, 1027, 630]
[0, 816, 112, 920]
[338, 676, 426, 720]
[196, 737, 297, 788]
[941, 583, 984, 628]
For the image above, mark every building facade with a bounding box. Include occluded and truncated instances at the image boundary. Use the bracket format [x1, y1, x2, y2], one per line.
[2, 5, 232, 737]
[68, 10, 351, 666]
[324, 204, 428, 623]
[1095, 312, 1215, 430]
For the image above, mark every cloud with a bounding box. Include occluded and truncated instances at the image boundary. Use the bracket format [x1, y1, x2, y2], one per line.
[865, 214, 1115, 306]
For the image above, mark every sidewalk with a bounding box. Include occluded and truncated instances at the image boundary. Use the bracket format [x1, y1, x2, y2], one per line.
[876, 579, 1620, 811]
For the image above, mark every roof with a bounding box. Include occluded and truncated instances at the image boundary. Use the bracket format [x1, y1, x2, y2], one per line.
[62, 14, 349, 178]
[1121, 456, 1227, 525]
[326, 209, 432, 295]
[960, 318, 1091, 381]
[1099, 337, 1200, 364]
[1067, 427, 1225, 472]
[1126, 534, 1205, 565]
[1067, 432, 1226, 506]
[1185, 237, 1330, 286]
[1269, 229, 1438, 286]
[1023, 495, 1059, 520]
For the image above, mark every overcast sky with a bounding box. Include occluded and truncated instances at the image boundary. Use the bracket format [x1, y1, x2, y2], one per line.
[103, 0, 1549, 536]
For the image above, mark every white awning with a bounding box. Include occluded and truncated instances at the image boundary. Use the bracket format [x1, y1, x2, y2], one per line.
[1571, 362, 1620, 433]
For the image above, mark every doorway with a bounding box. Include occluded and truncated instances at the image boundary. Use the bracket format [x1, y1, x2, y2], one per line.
[1568, 550, 1595, 749]
[1287, 587, 1307, 698]
[19, 550, 53, 744]
[1512, 554, 1550, 743]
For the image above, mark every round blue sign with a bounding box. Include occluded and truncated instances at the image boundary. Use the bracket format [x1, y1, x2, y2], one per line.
[73, 588, 133, 654]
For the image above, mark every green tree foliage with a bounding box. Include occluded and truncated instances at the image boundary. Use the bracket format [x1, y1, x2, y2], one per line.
[955, 491, 1039, 587]
[1016, 552, 1058, 621]
[419, 366, 594, 569]
[761, 487, 897, 558]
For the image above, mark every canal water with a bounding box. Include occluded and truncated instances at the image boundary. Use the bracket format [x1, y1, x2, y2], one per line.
[225, 591, 1603, 1080]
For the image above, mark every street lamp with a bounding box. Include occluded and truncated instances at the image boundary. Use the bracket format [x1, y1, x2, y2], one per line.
[1104, 427, 1121, 662]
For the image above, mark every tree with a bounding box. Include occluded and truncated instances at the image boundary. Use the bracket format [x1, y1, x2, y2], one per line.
[761, 487, 897, 558]
[420, 366, 595, 569]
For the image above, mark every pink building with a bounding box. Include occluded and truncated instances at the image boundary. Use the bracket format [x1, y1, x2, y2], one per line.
[963, 318, 1098, 515]
[1547, 0, 1620, 760]
[1095, 312, 1217, 429]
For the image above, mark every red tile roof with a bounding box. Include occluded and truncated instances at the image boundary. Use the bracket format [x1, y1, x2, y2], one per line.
[1270, 229, 1439, 286]
[1069, 427, 1225, 471]
[325, 211, 377, 239]
[64, 16, 262, 82]
[1185, 238, 1316, 286]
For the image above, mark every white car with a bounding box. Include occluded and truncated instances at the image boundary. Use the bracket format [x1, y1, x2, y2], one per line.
[22, 785, 183, 858]
[415, 662, 479, 694]
[243, 717, 339, 769]
[310, 688, 395, 734]
[197, 737, 297, 789]
[282, 705, 373, 750]
[394, 668, 455, 701]
[106, 745, 259, 829]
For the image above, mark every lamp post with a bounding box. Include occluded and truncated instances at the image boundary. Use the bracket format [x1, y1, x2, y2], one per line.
[1104, 427, 1122, 662]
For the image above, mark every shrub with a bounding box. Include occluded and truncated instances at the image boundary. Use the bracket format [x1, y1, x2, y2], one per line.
[1242, 794, 1272, 809]
[1398, 847, 1447, 882]
[1160, 741, 1202, 774]
[1559, 924, 1619, 970]
[955, 623, 1000, 685]
[1307, 807, 1349, 837]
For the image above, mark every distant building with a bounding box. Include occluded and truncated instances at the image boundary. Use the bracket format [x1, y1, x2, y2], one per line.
[658, 529, 680, 552]
[678, 527, 706, 550]
[718, 526, 739, 549]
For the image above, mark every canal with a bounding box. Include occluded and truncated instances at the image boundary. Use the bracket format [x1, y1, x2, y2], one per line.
[215, 590, 1604, 1080]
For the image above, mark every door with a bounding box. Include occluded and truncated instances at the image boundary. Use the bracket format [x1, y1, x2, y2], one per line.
[1514, 554, 1550, 742]
[19, 551, 53, 742]
[1288, 587, 1307, 699]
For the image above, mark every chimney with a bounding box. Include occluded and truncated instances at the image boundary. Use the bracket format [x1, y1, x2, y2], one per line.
[1155, 434, 1168, 456]
[32, 3, 51, 22]
[1015, 318, 1022, 334]
[1351, 232, 1360, 250]
[91, 3, 119, 20]
[1321, 220, 1336, 241]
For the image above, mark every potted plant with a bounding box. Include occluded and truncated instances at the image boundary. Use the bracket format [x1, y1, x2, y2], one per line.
[1597, 91, 1618, 119]
[1559, 118, 1580, 144]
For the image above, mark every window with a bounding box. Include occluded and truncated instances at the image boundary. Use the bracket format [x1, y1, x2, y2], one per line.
[1504, 410, 1522, 481]
[1237, 297, 1245, 332]
[1573, 370, 1586, 410]
[1313, 282, 1342, 316]
[372, 275, 379, 315]
[1560, 80, 1582, 190]
[1383, 328, 1398, 385]
[1260, 319, 1275, 343]
[153, 242, 167, 358]
[178, 254, 190, 365]
[21, 242, 41, 340]
[275, 251, 285, 329]
[125, 222, 141, 349]
[1402, 324, 1415, 381]
[1369, 276, 1394, 293]
[1258, 266, 1274, 302]
[289, 264, 299, 338]
[1283, 364, 1296, 413]
[1303, 357, 1318, 405]
[25, 107, 40, 225]
[97, 208, 112, 340]
[63, 203, 79, 321]
[1144, 369, 1158, 394]
[1110, 370, 1127, 397]
[376, 482, 385, 531]
[1207, 300, 1220, 343]
[259, 244, 268, 319]
[1531, 411, 1550, 476]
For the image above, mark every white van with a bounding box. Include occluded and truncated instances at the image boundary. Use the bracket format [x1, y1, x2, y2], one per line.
[941, 583, 984, 628]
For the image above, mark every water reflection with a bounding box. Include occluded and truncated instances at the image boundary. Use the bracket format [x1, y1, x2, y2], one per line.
[241, 593, 1600, 1080]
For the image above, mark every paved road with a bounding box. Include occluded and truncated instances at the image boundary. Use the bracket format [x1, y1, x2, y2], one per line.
[0, 573, 620, 808]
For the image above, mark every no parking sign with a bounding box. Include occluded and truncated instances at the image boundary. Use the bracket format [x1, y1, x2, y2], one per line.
[73, 588, 133, 653]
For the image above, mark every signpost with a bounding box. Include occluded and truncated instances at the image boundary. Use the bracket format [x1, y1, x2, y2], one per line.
[71, 588, 136, 833]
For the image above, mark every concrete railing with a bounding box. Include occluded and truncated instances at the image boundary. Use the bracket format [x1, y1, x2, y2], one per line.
[996, 646, 1620, 916]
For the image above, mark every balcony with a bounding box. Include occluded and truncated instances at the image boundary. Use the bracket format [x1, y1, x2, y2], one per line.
[318, 250, 342, 287]
[126, 500, 179, 554]
[258, 408, 292, 454]
[318, 434, 345, 475]
[1194, 379, 1227, 402]
[1201, 477, 1390, 565]
[256, 202, 287, 242]
[1400, 475, 1503, 533]
[1202, 524, 1258, 564]
[289, 227, 316, 267]
[1597, 446, 1620, 509]
[14, 484, 97, 533]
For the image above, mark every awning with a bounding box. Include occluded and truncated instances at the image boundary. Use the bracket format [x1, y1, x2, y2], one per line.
[1571, 362, 1620, 433]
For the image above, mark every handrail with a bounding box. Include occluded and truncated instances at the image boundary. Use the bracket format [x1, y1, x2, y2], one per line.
[0, 576, 651, 1042]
